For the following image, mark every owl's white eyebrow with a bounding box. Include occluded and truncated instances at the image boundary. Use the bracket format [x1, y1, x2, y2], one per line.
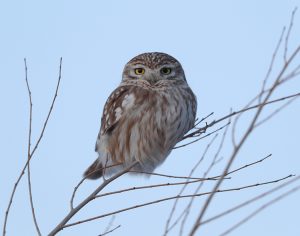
[132, 64, 146, 68]
[159, 64, 176, 68]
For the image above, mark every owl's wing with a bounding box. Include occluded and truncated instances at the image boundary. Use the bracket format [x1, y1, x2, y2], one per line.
[95, 85, 132, 151]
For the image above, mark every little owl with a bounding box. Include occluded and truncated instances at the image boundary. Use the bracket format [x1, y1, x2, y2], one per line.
[84, 52, 197, 179]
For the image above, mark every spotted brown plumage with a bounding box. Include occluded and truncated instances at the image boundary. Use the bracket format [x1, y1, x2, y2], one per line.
[84, 52, 197, 179]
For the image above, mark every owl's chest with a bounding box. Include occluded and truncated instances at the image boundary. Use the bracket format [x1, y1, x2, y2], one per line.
[130, 90, 189, 129]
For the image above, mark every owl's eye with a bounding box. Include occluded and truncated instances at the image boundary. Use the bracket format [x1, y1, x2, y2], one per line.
[134, 68, 145, 75]
[160, 67, 172, 75]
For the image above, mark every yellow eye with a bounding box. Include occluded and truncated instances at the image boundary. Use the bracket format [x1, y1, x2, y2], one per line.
[160, 67, 172, 75]
[134, 68, 145, 75]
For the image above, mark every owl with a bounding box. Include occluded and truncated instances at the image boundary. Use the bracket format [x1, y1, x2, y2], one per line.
[84, 52, 197, 179]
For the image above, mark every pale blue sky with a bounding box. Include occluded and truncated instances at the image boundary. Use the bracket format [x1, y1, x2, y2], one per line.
[1, 1, 300, 235]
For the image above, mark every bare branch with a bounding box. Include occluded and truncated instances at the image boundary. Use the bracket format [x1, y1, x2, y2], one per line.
[3, 58, 63, 236]
[220, 184, 300, 235]
[48, 161, 138, 236]
[62, 175, 292, 230]
[189, 14, 300, 233]
[201, 175, 300, 226]
[127, 154, 272, 213]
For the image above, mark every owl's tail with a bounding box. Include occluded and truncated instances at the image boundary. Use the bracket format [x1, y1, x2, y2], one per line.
[83, 159, 103, 179]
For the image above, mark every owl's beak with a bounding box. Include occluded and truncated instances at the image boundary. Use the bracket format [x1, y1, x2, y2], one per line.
[146, 73, 159, 85]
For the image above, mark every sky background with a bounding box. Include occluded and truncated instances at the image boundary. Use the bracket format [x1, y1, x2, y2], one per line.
[1, 1, 300, 236]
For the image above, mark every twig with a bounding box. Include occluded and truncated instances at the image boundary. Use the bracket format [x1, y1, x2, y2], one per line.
[99, 225, 121, 236]
[284, 7, 297, 63]
[127, 171, 223, 180]
[3, 58, 62, 236]
[95, 178, 220, 200]
[192, 112, 214, 128]
[70, 163, 122, 210]
[259, 27, 286, 104]
[224, 154, 271, 177]
[103, 215, 116, 234]
[174, 122, 230, 149]
[24, 59, 42, 236]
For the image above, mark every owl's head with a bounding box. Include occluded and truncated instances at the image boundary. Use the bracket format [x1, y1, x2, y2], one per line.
[122, 52, 186, 85]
